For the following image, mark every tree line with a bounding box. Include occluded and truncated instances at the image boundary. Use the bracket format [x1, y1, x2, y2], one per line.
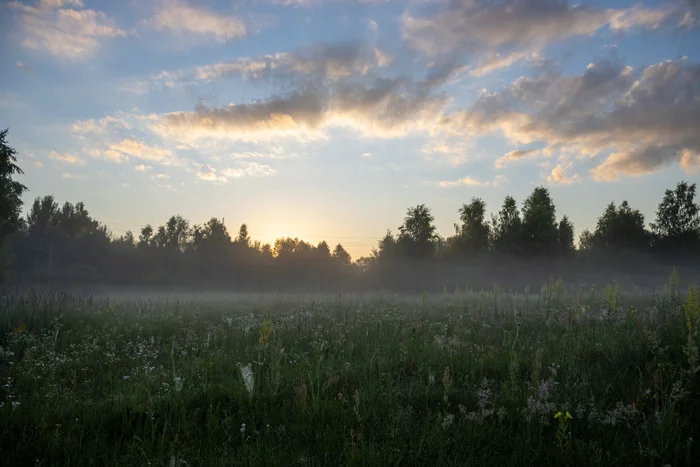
[1, 129, 699, 291]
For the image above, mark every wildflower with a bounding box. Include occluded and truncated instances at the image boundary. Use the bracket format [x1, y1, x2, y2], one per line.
[11, 401, 20, 407]
[240, 364, 254, 396]
[441, 413, 455, 430]
[173, 376, 183, 392]
[123, 375, 129, 380]
[240, 423, 246, 434]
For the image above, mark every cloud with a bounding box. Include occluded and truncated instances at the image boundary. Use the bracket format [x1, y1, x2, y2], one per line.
[402, 0, 677, 73]
[150, 0, 247, 42]
[547, 163, 580, 184]
[153, 71, 452, 143]
[679, 11, 696, 28]
[49, 151, 86, 165]
[495, 149, 538, 168]
[9, 1, 126, 60]
[228, 150, 295, 160]
[15, 61, 34, 73]
[421, 138, 472, 165]
[141, 43, 393, 90]
[61, 172, 86, 179]
[152, 173, 170, 180]
[39, 0, 84, 8]
[437, 175, 507, 188]
[221, 162, 277, 178]
[361, 152, 372, 157]
[439, 57, 700, 180]
[134, 164, 152, 171]
[106, 139, 182, 166]
[196, 171, 228, 183]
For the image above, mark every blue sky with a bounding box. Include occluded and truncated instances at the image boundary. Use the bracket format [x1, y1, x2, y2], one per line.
[1, 0, 699, 258]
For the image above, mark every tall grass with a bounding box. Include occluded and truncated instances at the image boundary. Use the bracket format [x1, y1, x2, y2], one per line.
[1, 276, 698, 466]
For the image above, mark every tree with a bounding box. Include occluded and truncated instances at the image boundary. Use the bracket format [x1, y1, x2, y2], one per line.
[235, 223, 251, 247]
[153, 215, 191, 252]
[453, 198, 490, 257]
[0, 129, 28, 238]
[491, 195, 523, 255]
[578, 229, 595, 253]
[373, 229, 397, 262]
[397, 204, 438, 258]
[651, 181, 700, 252]
[592, 201, 650, 252]
[521, 187, 558, 255]
[557, 216, 575, 256]
[332, 243, 352, 266]
[316, 241, 331, 261]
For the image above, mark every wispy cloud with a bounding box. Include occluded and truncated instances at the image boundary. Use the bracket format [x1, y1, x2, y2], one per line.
[222, 162, 277, 178]
[437, 175, 507, 188]
[402, 0, 678, 74]
[150, 0, 247, 42]
[49, 151, 86, 165]
[9, 1, 126, 60]
[136, 43, 393, 91]
[495, 149, 539, 168]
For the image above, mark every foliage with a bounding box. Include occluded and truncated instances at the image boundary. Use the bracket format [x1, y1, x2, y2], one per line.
[0, 129, 28, 239]
[521, 187, 558, 255]
[652, 181, 700, 253]
[4, 182, 700, 289]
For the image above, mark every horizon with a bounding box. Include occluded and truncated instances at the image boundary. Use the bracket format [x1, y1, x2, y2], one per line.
[2, 0, 699, 260]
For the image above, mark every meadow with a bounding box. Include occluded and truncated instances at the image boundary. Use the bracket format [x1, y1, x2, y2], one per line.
[1, 274, 699, 466]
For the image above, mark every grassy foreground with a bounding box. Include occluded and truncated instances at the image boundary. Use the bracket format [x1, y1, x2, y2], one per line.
[1, 277, 700, 466]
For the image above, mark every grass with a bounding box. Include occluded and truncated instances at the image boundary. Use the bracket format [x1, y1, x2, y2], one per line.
[1, 276, 699, 466]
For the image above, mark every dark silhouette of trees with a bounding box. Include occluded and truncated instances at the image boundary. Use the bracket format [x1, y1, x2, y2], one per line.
[397, 204, 439, 258]
[450, 198, 490, 258]
[490, 195, 523, 256]
[558, 216, 575, 256]
[4, 170, 700, 291]
[521, 186, 559, 256]
[0, 129, 27, 238]
[332, 243, 351, 266]
[651, 181, 700, 254]
[591, 201, 650, 253]
[0, 129, 28, 284]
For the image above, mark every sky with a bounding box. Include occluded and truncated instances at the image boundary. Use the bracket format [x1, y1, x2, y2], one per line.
[1, 0, 699, 259]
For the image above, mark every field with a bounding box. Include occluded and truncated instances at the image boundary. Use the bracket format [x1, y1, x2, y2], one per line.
[1, 275, 700, 466]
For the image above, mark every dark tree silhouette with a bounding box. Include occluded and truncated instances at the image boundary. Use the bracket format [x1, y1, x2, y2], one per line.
[6, 174, 700, 291]
[0, 129, 27, 238]
[452, 198, 490, 257]
[490, 195, 523, 256]
[397, 204, 438, 258]
[558, 216, 575, 256]
[332, 243, 352, 266]
[592, 201, 650, 252]
[651, 181, 699, 253]
[521, 187, 558, 256]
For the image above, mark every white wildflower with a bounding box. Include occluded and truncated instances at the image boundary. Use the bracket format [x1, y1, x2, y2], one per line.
[441, 413, 455, 430]
[173, 376, 183, 392]
[240, 364, 254, 396]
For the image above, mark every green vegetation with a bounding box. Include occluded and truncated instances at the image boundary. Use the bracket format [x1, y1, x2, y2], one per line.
[2, 275, 699, 466]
